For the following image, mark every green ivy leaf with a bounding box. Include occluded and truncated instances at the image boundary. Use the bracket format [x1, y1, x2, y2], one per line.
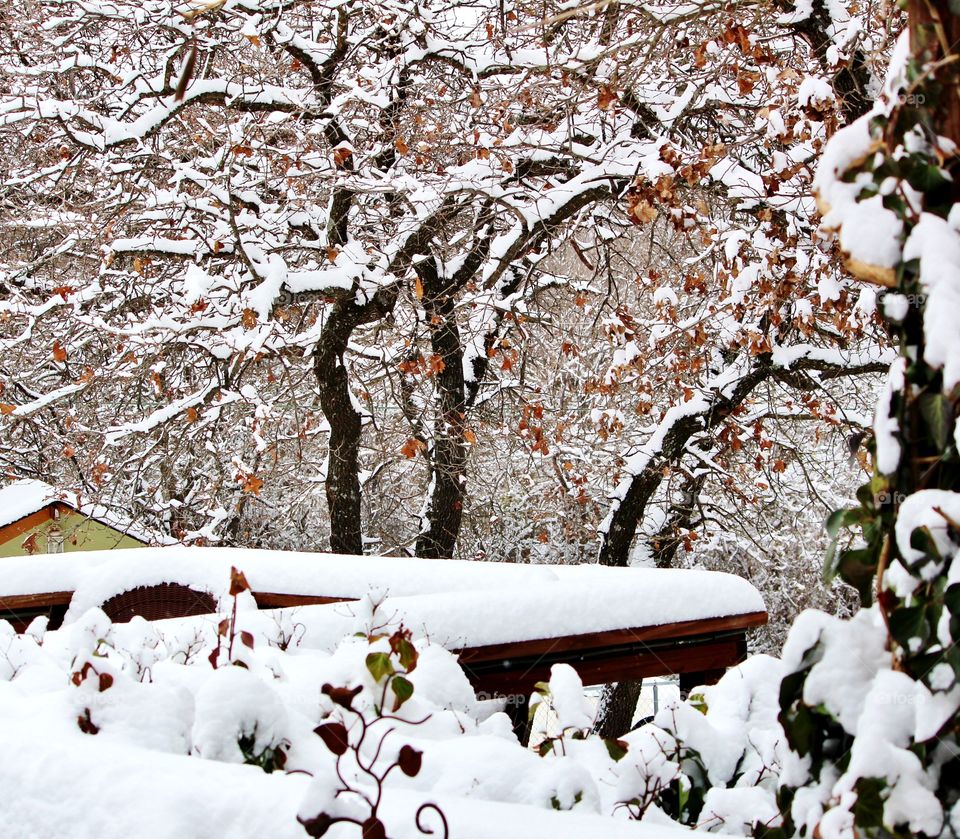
[825, 506, 871, 584]
[888, 605, 928, 648]
[365, 651, 395, 682]
[838, 546, 880, 605]
[945, 583, 960, 616]
[604, 738, 629, 761]
[826, 507, 857, 539]
[852, 776, 887, 828]
[391, 675, 414, 711]
[782, 704, 815, 757]
[396, 638, 418, 673]
[909, 526, 942, 564]
[920, 393, 952, 451]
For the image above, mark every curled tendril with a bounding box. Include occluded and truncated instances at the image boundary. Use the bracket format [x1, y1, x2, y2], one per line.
[415, 802, 449, 838]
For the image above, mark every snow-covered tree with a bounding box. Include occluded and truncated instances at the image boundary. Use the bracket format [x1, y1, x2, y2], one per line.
[0, 0, 894, 568]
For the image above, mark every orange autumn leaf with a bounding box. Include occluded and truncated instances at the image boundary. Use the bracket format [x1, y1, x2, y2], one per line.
[242, 474, 264, 495]
[401, 437, 425, 458]
[52, 341, 67, 362]
[427, 354, 446, 376]
[186, 406, 199, 423]
[229, 566, 251, 595]
[598, 85, 617, 110]
[626, 196, 658, 225]
[394, 136, 409, 155]
[241, 308, 258, 329]
[464, 428, 477, 444]
[0, 404, 16, 415]
[332, 146, 353, 167]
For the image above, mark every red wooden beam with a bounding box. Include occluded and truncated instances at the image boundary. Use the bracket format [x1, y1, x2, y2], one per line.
[455, 610, 767, 664]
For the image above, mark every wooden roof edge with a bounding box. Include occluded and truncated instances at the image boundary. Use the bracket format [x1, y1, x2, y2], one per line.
[251, 592, 353, 607]
[455, 610, 769, 663]
[0, 590, 75, 610]
[0, 589, 356, 612]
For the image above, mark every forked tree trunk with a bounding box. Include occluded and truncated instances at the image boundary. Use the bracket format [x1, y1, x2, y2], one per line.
[597, 360, 772, 569]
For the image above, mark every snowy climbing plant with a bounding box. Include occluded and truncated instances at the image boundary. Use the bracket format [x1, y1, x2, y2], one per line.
[775, 6, 960, 835]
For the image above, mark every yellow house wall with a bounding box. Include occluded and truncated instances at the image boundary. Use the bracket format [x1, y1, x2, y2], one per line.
[0, 510, 145, 557]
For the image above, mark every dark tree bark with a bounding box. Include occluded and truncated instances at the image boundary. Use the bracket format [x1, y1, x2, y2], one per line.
[314, 303, 366, 556]
[594, 472, 708, 737]
[594, 680, 644, 738]
[416, 290, 468, 559]
[909, 1, 960, 163]
[782, 0, 873, 121]
[311, 194, 462, 554]
[597, 360, 773, 569]
[651, 472, 709, 568]
[413, 187, 611, 558]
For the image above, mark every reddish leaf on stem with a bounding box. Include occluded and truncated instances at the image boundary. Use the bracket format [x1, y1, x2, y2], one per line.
[313, 721, 349, 755]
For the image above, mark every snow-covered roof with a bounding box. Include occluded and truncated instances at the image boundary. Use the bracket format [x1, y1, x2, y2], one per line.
[0, 479, 173, 546]
[0, 547, 765, 645]
[0, 478, 61, 530]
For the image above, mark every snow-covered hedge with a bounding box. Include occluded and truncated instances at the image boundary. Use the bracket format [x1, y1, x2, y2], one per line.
[0, 576, 702, 837]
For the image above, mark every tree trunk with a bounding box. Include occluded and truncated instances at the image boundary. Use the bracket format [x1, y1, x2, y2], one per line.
[597, 359, 772, 568]
[594, 681, 643, 738]
[416, 292, 467, 559]
[909, 2, 960, 163]
[314, 304, 365, 556]
[785, 0, 872, 120]
[594, 473, 709, 737]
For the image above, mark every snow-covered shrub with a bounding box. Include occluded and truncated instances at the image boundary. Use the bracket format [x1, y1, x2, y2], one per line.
[193, 665, 290, 771]
[528, 664, 625, 813]
[649, 654, 785, 834]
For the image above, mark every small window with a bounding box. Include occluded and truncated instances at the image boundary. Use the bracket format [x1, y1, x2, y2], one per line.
[46, 526, 65, 554]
